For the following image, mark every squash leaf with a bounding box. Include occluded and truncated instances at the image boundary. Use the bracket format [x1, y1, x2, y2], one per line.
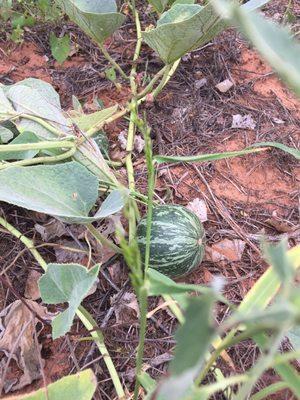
[11, 369, 97, 399]
[56, 0, 125, 44]
[0, 162, 127, 223]
[143, 0, 269, 64]
[39, 263, 100, 339]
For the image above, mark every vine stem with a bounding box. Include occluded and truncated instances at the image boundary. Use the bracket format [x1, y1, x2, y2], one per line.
[126, 1, 143, 241]
[0, 146, 76, 170]
[99, 43, 129, 81]
[0, 216, 126, 400]
[133, 123, 155, 400]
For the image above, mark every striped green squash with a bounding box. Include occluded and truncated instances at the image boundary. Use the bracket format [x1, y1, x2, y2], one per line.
[136, 205, 205, 278]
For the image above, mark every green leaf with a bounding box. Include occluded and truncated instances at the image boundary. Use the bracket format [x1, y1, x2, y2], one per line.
[148, 268, 214, 296]
[143, 0, 268, 64]
[154, 142, 299, 164]
[71, 105, 118, 132]
[154, 146, 266, 164]
[5, 79, 70, 139]
[212, 0, 300, 97]
[50, 32, 71, 64]
[39, 263, 100, 339]
[57, 0, 125, 44]
[148, 0, 169, 13]
[0, 161, 126, 223]
[16, 369, 97, 399]
[0, 86, 14, 113]
[105, 67, 117, 82]
[251, 142, 300, 160]
[143, 3, 225, 64]
[0, 131, 40, 160]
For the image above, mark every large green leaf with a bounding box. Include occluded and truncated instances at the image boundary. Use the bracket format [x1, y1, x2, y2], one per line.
[11, 369, 97, 400]
[4, 78, 71, 139]
[0, 162, 126, 223]
[212, 0, 300, 97]
[142, 0, 269, 64]
[39, 263, 100, 338]
[56, 0, 125, 44]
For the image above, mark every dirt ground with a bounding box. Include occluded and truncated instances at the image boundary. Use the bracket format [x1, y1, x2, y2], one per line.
[0, 1, 299, 399]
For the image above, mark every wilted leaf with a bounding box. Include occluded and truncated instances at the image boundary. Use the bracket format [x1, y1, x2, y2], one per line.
[0, 300, 52, 393]
[231, 114, 256, 130]
[24, 270, 42, 301]
[7, 369, 97, 400]
[50, 32, 71, 64]
[57, 0, 125, 44]
[205, 239, 246, 262]
[0, 162, 127, 223]
[39, 263, 100, 339]
[113, 292, 140, 324]
[186, 198, 207, 222]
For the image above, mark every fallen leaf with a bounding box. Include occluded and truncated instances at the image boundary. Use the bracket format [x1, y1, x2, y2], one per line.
[118, 130, 127, 150]
[186, 198, 208, 223]
[215, 79, 234, 93]
[134, 135, 145, 153]
[112, 292, 140, 325]
[35, 218, 66, 241]
[205, 239, 246, 263]
[151, 352, 173, 367]
[231, 114, 256, 130]
[194, 78, 207, 90]
[24, 270, 42, 301]
[0, 300, 52, 393]
[55, 240, 87, 264]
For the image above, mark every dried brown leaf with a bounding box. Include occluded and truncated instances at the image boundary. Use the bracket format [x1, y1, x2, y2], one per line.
[35, 218, 66, 241]
[206, 239, 246, 263]
[112, 292, 139, 325]
[186, 198, 208, 222]
[0, 300, 52, 393]
[24, 270, 42, 301]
